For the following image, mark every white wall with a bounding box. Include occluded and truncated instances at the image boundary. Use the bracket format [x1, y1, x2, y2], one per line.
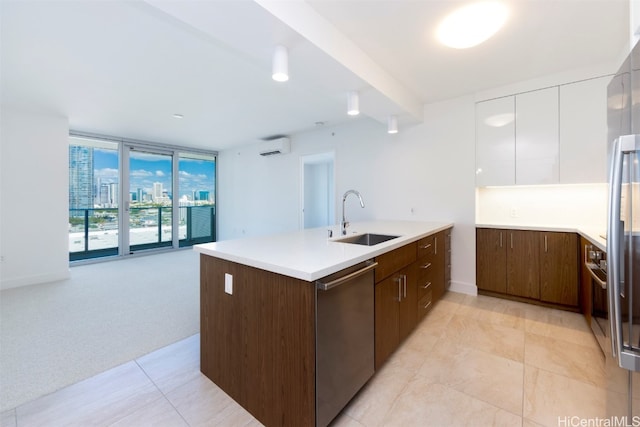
[1, 108, 70, 289]
[217, 95, 478, 294]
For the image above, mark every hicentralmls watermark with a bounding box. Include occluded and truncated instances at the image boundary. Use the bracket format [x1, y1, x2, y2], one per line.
[558, 416, 640, 427]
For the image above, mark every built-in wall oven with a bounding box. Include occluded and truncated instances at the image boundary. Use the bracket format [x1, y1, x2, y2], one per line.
[585, 243, 608, 355]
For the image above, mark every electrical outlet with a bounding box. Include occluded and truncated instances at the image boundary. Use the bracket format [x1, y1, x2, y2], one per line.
[0, 255, 4, 263]
[225, 273, 233, 295]
[510, 208, 518, 218]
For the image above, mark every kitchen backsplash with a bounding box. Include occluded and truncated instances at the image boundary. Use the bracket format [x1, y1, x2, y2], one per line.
[476, 184, 609, 231]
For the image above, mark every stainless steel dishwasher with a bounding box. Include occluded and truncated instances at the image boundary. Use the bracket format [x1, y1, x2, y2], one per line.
[316, 259, 377, 427]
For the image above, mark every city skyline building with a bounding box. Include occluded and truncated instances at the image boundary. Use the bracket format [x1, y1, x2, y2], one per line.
[69, 145, 94, 214]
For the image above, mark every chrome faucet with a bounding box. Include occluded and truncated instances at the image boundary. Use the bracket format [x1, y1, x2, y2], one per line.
[341, 190, 365, 235]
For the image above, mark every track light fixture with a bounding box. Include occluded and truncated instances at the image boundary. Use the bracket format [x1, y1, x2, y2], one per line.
[272, 45, 289, 82]
[347, 91, 360, 116]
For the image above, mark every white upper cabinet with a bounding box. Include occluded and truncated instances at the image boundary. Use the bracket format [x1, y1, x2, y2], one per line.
[475, 96, 515, 186]
[476, 78, 609, 187]
[559, 77, 608, 183]
[515, 87, 559, 185]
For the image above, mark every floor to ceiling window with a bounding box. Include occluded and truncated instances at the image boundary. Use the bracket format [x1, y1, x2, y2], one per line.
[69, 136, 120, 261]
[68, 133, 217, 262]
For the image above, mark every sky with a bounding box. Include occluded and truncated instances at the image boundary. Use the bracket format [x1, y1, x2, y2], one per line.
[93, 148, 215, 200]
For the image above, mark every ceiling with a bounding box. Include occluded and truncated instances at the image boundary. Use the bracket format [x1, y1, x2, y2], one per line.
[0, 0, 629, 151]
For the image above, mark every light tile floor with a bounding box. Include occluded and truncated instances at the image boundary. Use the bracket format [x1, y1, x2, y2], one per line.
[0, 292, 614, 427]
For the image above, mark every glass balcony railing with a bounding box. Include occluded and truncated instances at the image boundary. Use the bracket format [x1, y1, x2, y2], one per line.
[69, 205, 215, 261]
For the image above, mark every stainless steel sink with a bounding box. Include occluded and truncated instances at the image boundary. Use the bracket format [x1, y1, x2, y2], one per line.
[335, 233, 400, 246]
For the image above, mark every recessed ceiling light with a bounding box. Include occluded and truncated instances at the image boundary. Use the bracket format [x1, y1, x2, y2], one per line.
[436, 1, 508, 49]
[173, 114, 184, 119]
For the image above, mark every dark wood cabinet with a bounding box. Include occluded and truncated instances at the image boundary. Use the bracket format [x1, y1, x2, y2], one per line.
[374, 264, 417, 370]
[374, 244, 416, 370]
[444, 229, 452, 291]
[415, 230, 447, 312]
[476, 228, 507, 293]
[374, 227, 452, 369]
[540, 232, 578, 306]
[399, 265, 417, 342]
[200, 255, 315, 427]
[374, 272, 401, 370]
[506, 230, 540, 299]
[477, 227, 579, 310]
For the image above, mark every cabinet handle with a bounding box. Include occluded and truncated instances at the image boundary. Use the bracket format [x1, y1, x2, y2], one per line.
[422, 281, 432, 289]
[435, 237, 438, 254]
[510, 233, 513, 249]
[421, 263, 432, 269]
[423, 300, 432, 310]
[403, 275, 407, 298]
[544, 235, 548, 253]
[420, 243, 432, 249]
[499, 232, 503, 248]
[397, 277, 402, 302]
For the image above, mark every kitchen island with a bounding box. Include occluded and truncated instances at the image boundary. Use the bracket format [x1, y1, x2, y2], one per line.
[194, 220, 453, 427]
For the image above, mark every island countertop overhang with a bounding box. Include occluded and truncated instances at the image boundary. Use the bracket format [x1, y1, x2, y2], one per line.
[194, 220, 454, 281]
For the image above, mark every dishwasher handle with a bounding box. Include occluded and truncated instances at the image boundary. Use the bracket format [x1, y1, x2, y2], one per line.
[316, 261, 378, 291]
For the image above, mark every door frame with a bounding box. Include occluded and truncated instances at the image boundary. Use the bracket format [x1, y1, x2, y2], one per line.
[120, 143, 178, 256]
[299, 151, 336, 229]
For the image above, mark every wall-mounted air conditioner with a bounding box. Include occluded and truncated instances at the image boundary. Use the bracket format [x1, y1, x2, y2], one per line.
[259, 137, 291, 156]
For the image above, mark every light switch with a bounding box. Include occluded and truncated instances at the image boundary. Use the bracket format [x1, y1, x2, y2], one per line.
[225, 273, 233, 295]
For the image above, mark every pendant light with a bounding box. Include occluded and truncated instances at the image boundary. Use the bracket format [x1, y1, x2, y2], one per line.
[272, 45, 289, 82]
[387, 115, 398, 134]
[347, 91, 360, 116]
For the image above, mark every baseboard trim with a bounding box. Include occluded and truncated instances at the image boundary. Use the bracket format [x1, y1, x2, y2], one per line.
[449, 281, 477, 296]
[1, 269, 71, 290]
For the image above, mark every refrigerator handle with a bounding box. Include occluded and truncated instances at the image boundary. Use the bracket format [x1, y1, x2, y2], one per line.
[607, 136, 624, 359]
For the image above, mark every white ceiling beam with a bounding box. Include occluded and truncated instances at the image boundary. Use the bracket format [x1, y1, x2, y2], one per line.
[253, 0, 424, 121]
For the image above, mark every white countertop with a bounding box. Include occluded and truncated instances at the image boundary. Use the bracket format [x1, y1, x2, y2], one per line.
[476, 223, 606, 252]
[194, 220, 453, 281]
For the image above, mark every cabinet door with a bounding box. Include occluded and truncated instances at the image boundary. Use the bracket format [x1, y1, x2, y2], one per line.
[516, 87, 559, 185]
[540, 232, 579, 306]
[476, 228, 507, 293]
[398, 266, 417, 342]
[375, 275, 400, 370]
[559, 77, 608, 183]
[476, 96, 516, 186]
[507, 230, 540, 299]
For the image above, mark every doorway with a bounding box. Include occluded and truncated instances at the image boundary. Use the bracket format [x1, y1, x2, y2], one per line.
[301, 152, 335, 229]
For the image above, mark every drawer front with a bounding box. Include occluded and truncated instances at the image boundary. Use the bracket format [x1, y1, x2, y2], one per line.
[418, 291, 433, 318]
[416, 257, 436, 282]
[417, 274, 434, 300]
[375, 243, 417, 282]
[416, 235, 436, 259]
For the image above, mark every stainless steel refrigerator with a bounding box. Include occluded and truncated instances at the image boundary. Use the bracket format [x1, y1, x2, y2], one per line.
[607, 39, 640, 420]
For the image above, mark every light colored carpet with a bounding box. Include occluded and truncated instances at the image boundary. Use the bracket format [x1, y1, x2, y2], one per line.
[0, 249, 200, 412]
